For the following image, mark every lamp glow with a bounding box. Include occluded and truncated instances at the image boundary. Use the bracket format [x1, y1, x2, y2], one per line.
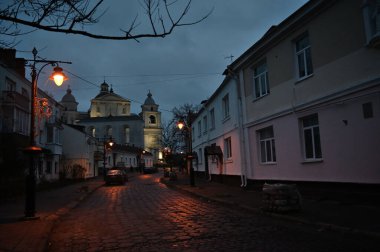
[177, 121, 185, 130]
[50, 66, 68, 86]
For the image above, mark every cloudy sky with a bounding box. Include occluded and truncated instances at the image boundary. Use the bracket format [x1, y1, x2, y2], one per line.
[13, 0, 308, 122]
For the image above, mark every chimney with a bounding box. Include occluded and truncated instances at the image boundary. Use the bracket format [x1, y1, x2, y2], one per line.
[0, 48, 26, 78]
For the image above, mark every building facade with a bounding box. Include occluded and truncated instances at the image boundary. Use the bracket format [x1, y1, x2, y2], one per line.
[61, 124, 98, 179]
[0, 48, 64, 182]
[194, 0, 380, 185]
[60, 82, 163, 169]
[191, 76, 246, 185]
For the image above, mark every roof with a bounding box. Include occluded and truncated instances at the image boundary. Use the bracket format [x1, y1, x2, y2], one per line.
[228, 0, 333, 71]
[143, 91, 157, 106]
[61, 88, 77, 103]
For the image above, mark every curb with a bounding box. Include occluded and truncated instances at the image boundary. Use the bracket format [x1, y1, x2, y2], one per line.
[160, 178, 380, 240]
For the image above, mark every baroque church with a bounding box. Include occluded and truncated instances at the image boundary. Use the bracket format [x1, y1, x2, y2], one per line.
[59, 81, 162, 162]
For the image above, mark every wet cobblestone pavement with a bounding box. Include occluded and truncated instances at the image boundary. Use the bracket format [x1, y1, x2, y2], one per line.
[47, 174, 380, 251]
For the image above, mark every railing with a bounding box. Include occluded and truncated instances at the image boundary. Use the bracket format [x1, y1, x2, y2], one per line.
[1, 90, 30, 110]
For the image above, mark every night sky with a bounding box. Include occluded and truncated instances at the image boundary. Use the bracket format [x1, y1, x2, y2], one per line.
[13, 0, 308, 122]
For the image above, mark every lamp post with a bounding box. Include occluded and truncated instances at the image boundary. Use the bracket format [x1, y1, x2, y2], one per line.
[24, 47, 71, 218]
[177, 115, 194, 187]
[102, 136, 114, 180]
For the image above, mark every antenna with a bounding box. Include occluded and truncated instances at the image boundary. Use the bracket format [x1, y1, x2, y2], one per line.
[225, 54, 234, 63]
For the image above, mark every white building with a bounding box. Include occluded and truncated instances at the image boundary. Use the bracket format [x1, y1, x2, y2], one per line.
[61, 124, 98, 179]
[195, 0, 380, 186]
[192, 76, 246, 185]
[60, 82, 163, 170]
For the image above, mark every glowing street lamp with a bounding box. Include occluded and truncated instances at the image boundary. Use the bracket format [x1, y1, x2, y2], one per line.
[103, 136, 114, 180]
[49, 66, 68, 86]
[24, 48, 71, 219]
[177, 116, 195, 187]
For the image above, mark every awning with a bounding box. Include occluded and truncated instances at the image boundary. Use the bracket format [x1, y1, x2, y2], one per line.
[204, 145, 223, 156]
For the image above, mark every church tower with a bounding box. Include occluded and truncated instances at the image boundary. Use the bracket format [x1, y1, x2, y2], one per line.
[141, 91, 162, 161]
[60, 86, 79, 124]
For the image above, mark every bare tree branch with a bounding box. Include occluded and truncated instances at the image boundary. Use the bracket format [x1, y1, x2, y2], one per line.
[0, 0, 212, 47]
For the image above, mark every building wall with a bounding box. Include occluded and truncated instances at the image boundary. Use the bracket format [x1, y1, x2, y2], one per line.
[247, 88, 380, 183]
[61, 124, 98, 178]
[192, 77, 243, 177]
[90, 99, 131, 117]
[242, 0, 378, 124]
[80, 118, 145, 148]
[237, 0, 380, 184]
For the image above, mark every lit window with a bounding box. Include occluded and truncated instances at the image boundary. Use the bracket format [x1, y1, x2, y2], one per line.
[258, 126, 276, 163]
[295, 34, 313, 79]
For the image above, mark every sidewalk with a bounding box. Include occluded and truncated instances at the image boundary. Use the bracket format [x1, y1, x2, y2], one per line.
[0, 177, 105, 252]
[160, 172, 380, 239]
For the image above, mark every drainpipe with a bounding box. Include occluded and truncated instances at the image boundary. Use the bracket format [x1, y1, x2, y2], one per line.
[235, 70, 248, 187]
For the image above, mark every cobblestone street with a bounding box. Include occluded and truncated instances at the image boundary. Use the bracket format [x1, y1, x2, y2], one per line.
[47, 174, 379, 251]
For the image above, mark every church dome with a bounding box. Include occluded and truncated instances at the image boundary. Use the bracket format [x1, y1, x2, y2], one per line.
[61, 87, 77, 103]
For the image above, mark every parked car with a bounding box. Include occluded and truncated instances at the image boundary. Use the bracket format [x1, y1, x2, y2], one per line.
[105, 170, 125, 185]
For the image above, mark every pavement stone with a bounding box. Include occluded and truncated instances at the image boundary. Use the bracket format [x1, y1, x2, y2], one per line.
[1, 170, 380, 251]
[0, 177, 105, 252]
[160, 172, 380, 239]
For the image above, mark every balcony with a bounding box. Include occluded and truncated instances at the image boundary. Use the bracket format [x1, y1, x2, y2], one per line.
[1, 91, 30, 111]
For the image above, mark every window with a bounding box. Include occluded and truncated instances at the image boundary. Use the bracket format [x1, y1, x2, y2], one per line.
[224, 137, 232, 159]
[222, 94, 230, 119]
[5, 77, 16, 91]
[301, 114, 322, 160]
[198, 121, 202, 137]
[47, 126, 54, 143]
[198, 148, 203, 164]
[363, 102, 374, 119]
[362, 1, 380, 46]
[46, 161, 52, 174]
[89, 127, 96, 137]
[106, 126, 112, 136]
[253, 61, 269, 98]
[192, 127, 195, 142]
[15, 108, 28, 135]
[295, 34, 313, 79]
[211, 143, 217, 163]
[124, 126, 130, 143]
[21, 88, 28, 98]
[210, 108, 215, 130]
[258, 126, 276, 163]
[96, 106, 100, 113]
[122, 107, 126, 114]
[149, 115, 156, 124]
[203, 116, 207, 134]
